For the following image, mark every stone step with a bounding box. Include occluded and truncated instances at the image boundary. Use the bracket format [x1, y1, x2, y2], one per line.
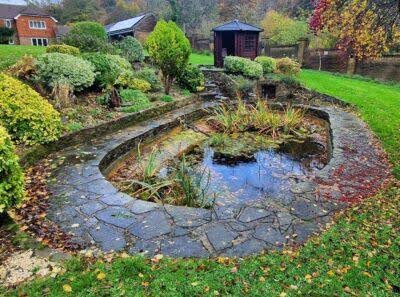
[199, 91, 219, 100]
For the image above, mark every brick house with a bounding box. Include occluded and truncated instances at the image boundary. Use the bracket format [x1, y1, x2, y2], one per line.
[0, 3, 57, 46]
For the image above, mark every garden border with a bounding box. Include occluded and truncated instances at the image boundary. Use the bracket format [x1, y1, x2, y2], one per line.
[19, 98, 195, 168]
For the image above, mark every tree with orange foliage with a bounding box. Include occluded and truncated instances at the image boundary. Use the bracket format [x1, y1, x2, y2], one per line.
[310, 0, 400, 60]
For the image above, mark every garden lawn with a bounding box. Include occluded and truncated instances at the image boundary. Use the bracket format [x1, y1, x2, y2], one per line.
[299, 69, 400, 179]
[3, 187, 399, 296]
[0, 45, 45, 70]
[189, 52, 214, 66]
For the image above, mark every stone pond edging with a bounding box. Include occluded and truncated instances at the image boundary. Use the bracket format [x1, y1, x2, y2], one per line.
[19, 99, 195, 168]
[43, 101, 391, 257]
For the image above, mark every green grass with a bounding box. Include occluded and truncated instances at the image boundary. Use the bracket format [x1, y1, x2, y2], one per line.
[299, 69, 400, 179]
[0, 45, 45, 70]
[4, 187, 399, 296]
[189, 52, 214, 66]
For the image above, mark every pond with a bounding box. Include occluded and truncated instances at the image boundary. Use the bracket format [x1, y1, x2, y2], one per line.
[174, 138, 326, 204]
[108, 108, 330, 208]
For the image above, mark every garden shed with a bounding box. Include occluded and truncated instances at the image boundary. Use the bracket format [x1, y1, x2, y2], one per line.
[213, 20, 263, 68]
[105, 14, 157, 43]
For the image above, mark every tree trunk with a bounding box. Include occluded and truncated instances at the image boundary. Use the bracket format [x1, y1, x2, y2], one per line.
[163, 75, 174, 95]
[108, 88, 121, 108]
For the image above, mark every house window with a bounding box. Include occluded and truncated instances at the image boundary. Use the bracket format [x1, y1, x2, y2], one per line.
[29, 20, 46, 29]
[5, 19, 12, 28]
[31, 38, 48, 46]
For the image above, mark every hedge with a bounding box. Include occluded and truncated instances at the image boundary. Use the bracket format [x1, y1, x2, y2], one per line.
[224, 56, 263, 79]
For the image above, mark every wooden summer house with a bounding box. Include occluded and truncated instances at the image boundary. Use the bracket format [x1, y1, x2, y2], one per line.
[213, 20, 263, 68]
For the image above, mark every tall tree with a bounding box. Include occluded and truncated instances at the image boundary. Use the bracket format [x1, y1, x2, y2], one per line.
[218, 0, 262, 23]
[310, 0, 400, 59]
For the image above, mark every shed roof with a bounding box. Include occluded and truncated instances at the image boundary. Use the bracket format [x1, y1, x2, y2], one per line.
[212, 20, 263, 32]
[105, 14, 147, 36]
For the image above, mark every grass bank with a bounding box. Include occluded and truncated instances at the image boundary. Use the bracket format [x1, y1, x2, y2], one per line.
[299, 69, 400, 179]
[0, 45, 45, 70]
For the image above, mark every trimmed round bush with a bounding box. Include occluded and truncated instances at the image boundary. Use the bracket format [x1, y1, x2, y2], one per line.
[63, 21, 108, 52]
[276, 57, 301, 76]
[115, 36, 145, 63]
[255, 56, 277, 74]
[146, 20, 191, 94]
[106, 54, 132, 72]
[176, 65, 205, 92]
[135, 68, 160, 91]
[35, 53, 95, 91]
[0, 126, 24, 214]
[0, 74, 62, 145]
[46, 44, 80, 55]
[224, 56, 263, 79]
[82, 53, 123, 88]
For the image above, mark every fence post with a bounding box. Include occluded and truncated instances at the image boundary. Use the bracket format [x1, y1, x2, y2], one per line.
[347, 57, 356, 75]
[297, 38, 309, 65]
[263, 37, 271, 57]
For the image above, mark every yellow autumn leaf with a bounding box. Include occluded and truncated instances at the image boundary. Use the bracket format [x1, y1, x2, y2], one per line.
[63, 284, 72, 293]
[327, 270, 335, 277]
[363, 272, 372, 278]
[97, 272, 106, 280]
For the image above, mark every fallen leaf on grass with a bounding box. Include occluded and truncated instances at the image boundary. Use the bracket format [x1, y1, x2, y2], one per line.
[63, 284, 72, 293]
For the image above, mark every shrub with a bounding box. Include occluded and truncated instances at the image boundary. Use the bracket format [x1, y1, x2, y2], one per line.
[146, 20, 191, 94]
[255, 56, 277, 74]
[128, 78, 151, 92]
[135, 68, 160, 91]
[115, 36, 145, 63]
[160, 95, 174, 102]
[276, 57, 301, 76]
[82, 53, 123, 88]
[120, 89, 152, 112]
[234, 76, 256, 96]
[261, 10, 309, 46]
[106, 54, 132, 72]
[46, 44, 80, 55]
[116, 71, 151, 92]
[0, 74, 61, 145]
[63, 21, 108, 52]
[35, 53, 96, 92]
[0, 126, 24, 214]
[0, 27, 14, 44]
[176, 64, 205, 92]
[224, 56, 263, 79]
[8, 55, 36, 80]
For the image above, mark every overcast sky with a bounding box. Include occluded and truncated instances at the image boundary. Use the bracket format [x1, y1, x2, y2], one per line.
[0, 0, 27, 5]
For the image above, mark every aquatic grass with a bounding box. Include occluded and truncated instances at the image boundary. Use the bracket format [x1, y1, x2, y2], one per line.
[212, 99, 307, 139]
[174, 156, 213, 208]
[281, 106, 305, 133]
[136, 145, 159, 182]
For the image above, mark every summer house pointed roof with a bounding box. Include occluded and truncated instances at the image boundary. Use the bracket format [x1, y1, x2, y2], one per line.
[212, 20, 263, 32]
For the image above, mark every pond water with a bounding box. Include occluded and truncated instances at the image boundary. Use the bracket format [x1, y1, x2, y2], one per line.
[181, 139, 326, 203]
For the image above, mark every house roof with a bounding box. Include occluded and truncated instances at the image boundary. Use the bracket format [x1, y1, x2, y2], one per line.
[0, 3, 51, 19]
[212, 20, 263, 32]
[105, 14, 148, 36]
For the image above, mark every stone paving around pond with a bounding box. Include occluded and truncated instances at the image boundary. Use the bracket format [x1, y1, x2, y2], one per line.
[45, 101, 391, 258]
